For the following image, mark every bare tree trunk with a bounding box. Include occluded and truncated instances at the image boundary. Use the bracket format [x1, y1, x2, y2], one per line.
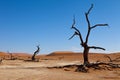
[83, 47, 89, 65]
[32, 53, 36, 61]
[31, 45, 40, 61]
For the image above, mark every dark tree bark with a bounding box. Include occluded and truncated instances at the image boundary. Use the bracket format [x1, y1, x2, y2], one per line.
[83, 46, 89, 65]
[69, 4, 108, 66]
[0, 59, 2, 64]
[32, 45, 40, 61]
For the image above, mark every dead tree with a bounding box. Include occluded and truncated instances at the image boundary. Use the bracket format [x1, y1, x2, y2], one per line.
[105, 55, 120, 62]
[7, 51, 13, 60]
[104, 55, 112, 62]
[31, 45, 40, 61]
[0, 58, 2, 64]
[69, 4, 108, 66]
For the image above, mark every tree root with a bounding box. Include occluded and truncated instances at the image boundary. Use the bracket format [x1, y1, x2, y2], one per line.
[75, 65, 88, 72]
[47, 62, 120, 73]
[75, 62, 120, 72]
[24, 59, 39, 62]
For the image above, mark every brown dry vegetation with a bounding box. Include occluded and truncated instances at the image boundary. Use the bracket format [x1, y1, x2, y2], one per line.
[0, 51, 120, 80]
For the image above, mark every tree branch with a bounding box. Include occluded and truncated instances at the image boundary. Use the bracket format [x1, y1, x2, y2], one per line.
[86, 4, 93, 15]
[70, 16, 84, 44]
[69, 32, 78, 40]
[85, 4, 93, 44]
[71, 16, 80, 33]
[91, 24, 108, 29]
[89, 46, 105, 50]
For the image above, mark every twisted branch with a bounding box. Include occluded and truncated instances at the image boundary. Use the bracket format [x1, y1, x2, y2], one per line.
[69, 16, 84, 44]
[32, 45, 40, 61]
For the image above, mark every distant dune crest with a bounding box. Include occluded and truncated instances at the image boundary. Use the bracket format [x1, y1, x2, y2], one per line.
[47, 51, 82, 56]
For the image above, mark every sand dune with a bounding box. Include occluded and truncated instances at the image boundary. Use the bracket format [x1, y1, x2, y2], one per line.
[0, 52, 9, 56]
[47, 51, 75, 56]
[0, 51, 120, 61]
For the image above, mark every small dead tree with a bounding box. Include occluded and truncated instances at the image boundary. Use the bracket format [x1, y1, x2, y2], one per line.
[7, 51, 13, 60]
[69, 4, 108, 66]
[0, 58, 2, 64]
[105, 55, 120, 62]
[31, 45, 40, 61]
[104, 55, 112, 62]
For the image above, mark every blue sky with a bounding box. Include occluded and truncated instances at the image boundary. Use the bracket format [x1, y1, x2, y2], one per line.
[0, 0, 120, 54]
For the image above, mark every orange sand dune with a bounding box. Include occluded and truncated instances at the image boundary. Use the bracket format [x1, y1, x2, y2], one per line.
[38, 51, 120, 62]
[0, 51, 120, 61]
[47, 51, 77, 56]
[12, 53, 32, 56]
[0, 52, 32, 60]
[0, 52, 9, 56]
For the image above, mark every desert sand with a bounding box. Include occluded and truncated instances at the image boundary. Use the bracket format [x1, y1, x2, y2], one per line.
[0, 51, 120, 80]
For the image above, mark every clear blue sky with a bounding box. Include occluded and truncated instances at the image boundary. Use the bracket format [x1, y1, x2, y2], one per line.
[0, 0, 120, 54]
